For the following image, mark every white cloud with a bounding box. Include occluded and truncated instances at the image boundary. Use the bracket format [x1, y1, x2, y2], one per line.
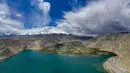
[57, 0, 130, 35]
[0, 1, 24, 35]
[30, 0, 51, 27]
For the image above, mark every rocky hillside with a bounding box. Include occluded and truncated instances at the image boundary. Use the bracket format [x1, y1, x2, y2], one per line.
[0, 34, 102, 60]
[86, 33, 130, 73]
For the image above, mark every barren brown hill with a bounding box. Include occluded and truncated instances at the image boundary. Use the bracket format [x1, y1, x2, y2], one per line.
[86, 33, 130, 73]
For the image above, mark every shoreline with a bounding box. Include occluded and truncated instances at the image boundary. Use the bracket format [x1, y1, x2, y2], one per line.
[0, 49, 113, 61]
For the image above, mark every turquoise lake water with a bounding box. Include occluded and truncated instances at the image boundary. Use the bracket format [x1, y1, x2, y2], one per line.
[0, 50, 114, 73]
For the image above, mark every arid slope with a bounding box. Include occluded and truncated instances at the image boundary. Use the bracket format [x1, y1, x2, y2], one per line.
[86, 33, 130, 73]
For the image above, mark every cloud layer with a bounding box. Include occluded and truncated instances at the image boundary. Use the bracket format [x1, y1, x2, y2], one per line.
[57, 0, 130, 35]
[0, 0, 51, 35]
[1, 0, 130, 36]
[18, 27, 68, 35]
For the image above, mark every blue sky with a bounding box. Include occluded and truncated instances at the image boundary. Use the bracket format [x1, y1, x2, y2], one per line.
[6, 0, 87, 28]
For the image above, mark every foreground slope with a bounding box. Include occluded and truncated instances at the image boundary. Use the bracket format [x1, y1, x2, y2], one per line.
[86, 33, 130, 73]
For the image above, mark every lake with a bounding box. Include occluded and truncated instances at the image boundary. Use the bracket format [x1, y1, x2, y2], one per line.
[0, 50, 114, 73]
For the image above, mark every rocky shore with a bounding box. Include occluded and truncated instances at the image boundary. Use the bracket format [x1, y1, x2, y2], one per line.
[103, 56, 129, 73]
[86, 33, 130, 73]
